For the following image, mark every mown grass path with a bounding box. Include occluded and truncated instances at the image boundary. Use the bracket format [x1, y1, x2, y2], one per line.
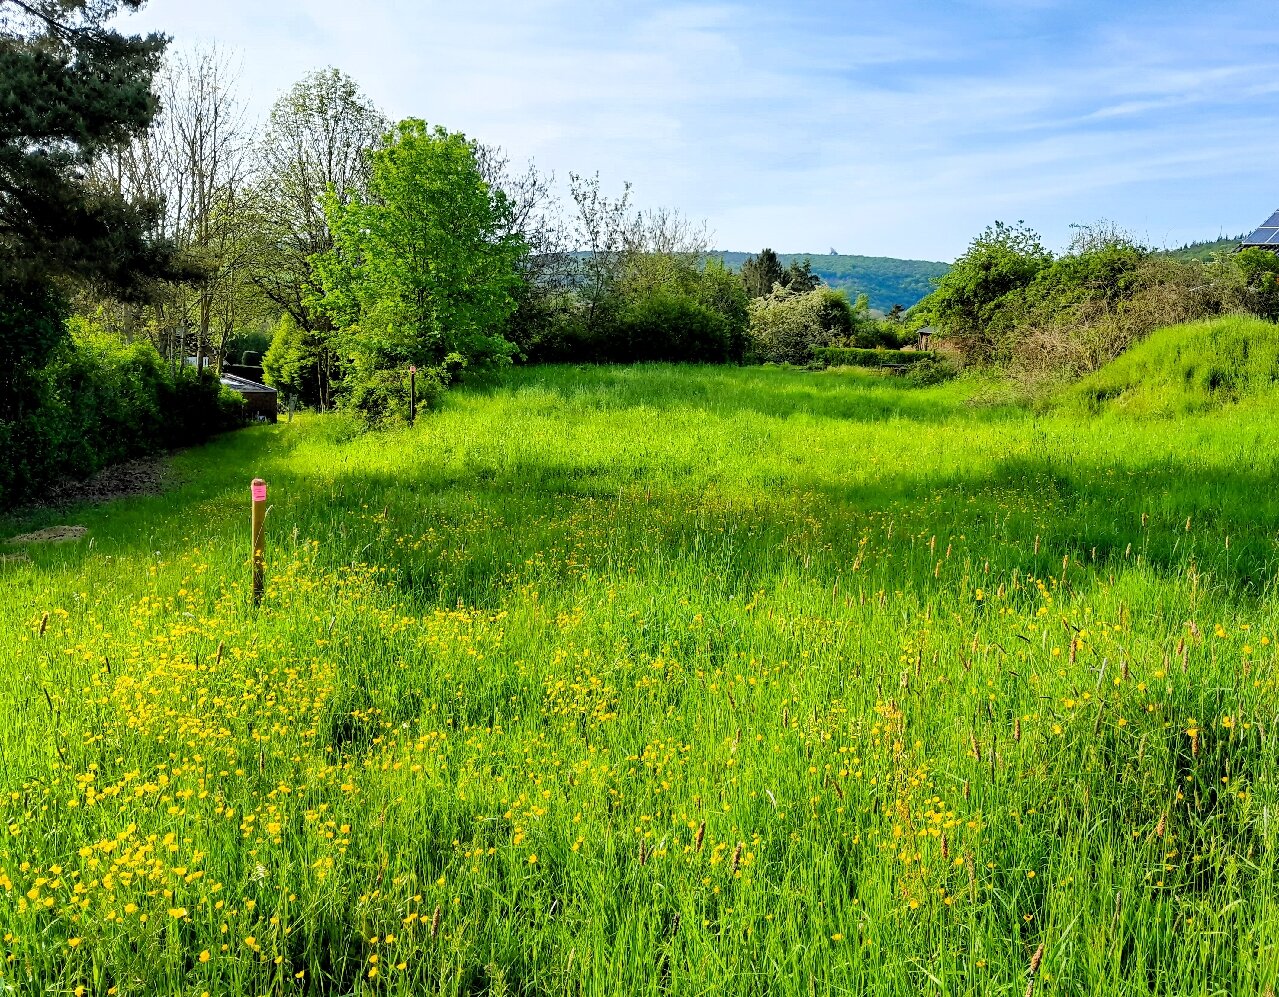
[2, 364, 1278, 995]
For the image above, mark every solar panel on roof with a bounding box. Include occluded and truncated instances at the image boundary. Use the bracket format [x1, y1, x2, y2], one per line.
[1243, 226, 1279, 245]
[1243, 210, 1279, 244]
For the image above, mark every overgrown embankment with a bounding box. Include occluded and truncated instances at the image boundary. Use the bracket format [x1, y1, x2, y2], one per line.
[1067, 315, 1279, 415]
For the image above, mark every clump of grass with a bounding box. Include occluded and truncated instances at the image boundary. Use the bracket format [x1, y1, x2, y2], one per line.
[1067, 314, 1279, 415]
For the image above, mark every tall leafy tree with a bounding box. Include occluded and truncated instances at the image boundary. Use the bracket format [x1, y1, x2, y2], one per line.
[251, 67, 387, 405]
[741, 247, 785, 298]
[315, 119, 525, 380]
[252, 69, 386, 333]
[0, 0, 170, 294]
[0, 0, 171, 419]
[922, 220, 1052, 361]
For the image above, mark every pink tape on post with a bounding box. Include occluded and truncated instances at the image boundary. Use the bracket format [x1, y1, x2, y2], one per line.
[252, 482, 267, 502]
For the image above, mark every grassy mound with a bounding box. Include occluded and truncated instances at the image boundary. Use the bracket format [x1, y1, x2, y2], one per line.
[1069, 314, 1279, 414]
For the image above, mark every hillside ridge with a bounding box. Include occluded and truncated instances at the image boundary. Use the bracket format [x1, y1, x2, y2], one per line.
[712, 250, 949, 312]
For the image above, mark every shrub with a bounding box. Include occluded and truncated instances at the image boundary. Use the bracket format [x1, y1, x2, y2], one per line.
[615, 292, 732, 363]
[0, 326, 249, 509]
[341, 364, 446, 426]
[921, 220, 1053, 362]
[748, 287, 867, 364]
[902, 356, 960, 386]
[262, 313, 340, 410]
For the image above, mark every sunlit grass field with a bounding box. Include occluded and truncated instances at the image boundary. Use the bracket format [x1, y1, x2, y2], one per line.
[3, 363, 1279, 996]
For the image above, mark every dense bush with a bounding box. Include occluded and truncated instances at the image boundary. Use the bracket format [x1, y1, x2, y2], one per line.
[748, 287, 870, 364]
[902, 355, 960, 386]
[519, 261, 750, 366]
[918, 222, 1256, 387]
[614, 293, 734, 362]
[341, 364, 446, 425]
[921, 220, 1053, 362]
[262, 313, 341, 410]
[0, 323, 247, 508]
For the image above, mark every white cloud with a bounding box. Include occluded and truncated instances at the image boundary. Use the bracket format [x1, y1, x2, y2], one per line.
[117, 0, 1279, 259]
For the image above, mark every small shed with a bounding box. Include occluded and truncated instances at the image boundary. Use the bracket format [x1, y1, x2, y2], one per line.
[220, 373, 278, 423]
[1241, 210, 1279, 250]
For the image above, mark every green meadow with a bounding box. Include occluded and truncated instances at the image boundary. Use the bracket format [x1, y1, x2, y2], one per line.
[3, 344, 1279, 995]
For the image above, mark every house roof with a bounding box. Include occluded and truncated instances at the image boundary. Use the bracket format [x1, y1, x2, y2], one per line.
[1242, 210, 1279, 247]
[220, 373, 276, 395]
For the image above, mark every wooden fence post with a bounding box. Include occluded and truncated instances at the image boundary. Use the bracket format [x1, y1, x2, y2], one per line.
[251, 478, 267, 607]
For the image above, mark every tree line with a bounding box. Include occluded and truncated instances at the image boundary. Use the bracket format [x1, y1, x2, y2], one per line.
[919, 219, 1279, 393]
[1, 0, 921, 476]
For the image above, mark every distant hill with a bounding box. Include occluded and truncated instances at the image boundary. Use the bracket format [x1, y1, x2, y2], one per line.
[1159, 236, 1243, 262]
[713, 252, 949, 312]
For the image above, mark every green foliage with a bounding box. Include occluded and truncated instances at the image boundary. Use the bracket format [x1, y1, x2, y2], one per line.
[922, 220, 1053, 361]
[783, 256, 819, 292]
[812, 346, 932, 368]
[315, 118, 524, 384]
[919, 222, 1246, 384]
[0, 0, 174, 297]
[901, 355, 960, 386]
[694, 258, 751, 360]
[0, 323, 245, 507]
[739, 251, 822, 298]
[0, 275, 70, 405]
[262, 313, 341, 409]
[1067, 315, 1279, 415]
[740, 247, 785, 297]
[614, 292, 733, 362]
[1225, 248, 1279, 321]
[526, 258, 750, 365]
[340, 364, 446, 426]
[224, 330, 273, 367]
[245, 67, 387, 343]
[747, 286, 866, 364]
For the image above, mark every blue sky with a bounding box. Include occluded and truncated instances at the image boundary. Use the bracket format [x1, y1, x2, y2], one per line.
[118, 0, 1279, 261]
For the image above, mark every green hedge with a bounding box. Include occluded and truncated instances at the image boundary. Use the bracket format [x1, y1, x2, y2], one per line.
[1, 332, 247, 508]
[812, 347, 932, 368]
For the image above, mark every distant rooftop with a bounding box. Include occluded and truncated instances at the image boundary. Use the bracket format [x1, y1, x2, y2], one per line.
[1242, 210, 1279, 248]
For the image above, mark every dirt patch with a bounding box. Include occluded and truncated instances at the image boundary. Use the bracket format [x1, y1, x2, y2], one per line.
[7, 525, 88, 544]
[28, 457, 173, 511]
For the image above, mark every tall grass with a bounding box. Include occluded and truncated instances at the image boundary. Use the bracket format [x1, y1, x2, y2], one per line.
[1, 363, 1278, 995]
[1069, 314, 1279, 415]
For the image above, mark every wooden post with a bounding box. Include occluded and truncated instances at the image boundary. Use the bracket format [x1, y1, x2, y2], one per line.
[409, 365, 417, 426]
[251, 478, 267, 607]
